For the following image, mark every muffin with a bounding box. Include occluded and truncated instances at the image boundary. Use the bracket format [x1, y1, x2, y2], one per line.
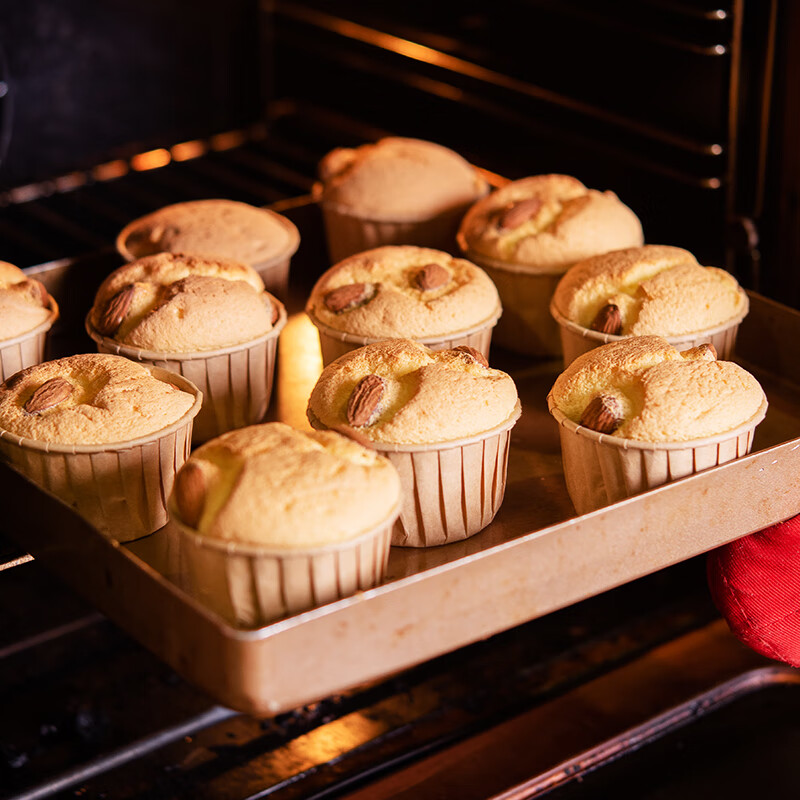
[0, 261, 60, 382]
[85, 252, 286, 443]
[168, 422, 402, 625]
[0, 354, 201, 541]
[458, 174, 644, 356]
[116, 199, 300, 298]
[305, 245, 502, 364]
[550, 245, 749, 365]
[547, 335, 768, 514]
[315, 137, 490, 261]
[307, 339, 521, 547]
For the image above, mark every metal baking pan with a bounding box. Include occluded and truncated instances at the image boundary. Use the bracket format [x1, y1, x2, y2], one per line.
[4, 217, 800, 715]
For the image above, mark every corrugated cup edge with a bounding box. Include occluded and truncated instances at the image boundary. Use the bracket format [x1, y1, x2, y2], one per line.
[0, 297, 60, 382]
[550, 288, 750, 366]
[309, 401, 521, 547]
[86, 304, 287, 444]
[168, 496, 401, 627]
[547, 391, 769, 515]
[315, 179, 491, 263]
[306, 303, 502, 366]
[460, 245, 564, 356]
[0, 366, 202, 542]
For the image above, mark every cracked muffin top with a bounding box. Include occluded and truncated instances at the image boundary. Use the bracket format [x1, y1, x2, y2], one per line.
[551, 245, 747, 337]
[0, 354, 197, 444]
[549, 335, 766, 442]
[117, 199, 299, 266]
[458, 174, 643, 272]
[305, 245, 501, 338]
[169, 422, 401, 547]
[0, 261, 56, 341]
[88, 253, 282, 352]
[316, 137, 489, 221]
[307, 339, 519, 445]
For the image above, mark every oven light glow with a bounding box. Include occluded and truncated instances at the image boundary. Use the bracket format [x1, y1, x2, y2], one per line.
[131, 148, 171, 171]
[171, 140, 207, 162]
[92, 160, 129, 181]
[210, 130, 247, 152]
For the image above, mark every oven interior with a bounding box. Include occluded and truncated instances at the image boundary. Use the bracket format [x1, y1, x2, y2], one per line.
[0, 1, 797, 798]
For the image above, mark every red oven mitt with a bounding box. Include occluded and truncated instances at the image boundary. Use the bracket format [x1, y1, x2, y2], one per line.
[707, 514, 800, 667]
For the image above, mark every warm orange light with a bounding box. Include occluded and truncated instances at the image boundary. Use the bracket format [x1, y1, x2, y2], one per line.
[92, 160, 129, 181]
[210, 130, 246, 152]
[171, 140, 207, 162]
[274, 313, 323, 431]
[131, 148, 171, 171]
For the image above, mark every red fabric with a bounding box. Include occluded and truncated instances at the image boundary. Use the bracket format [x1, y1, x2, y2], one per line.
[707, 514, 800, 667]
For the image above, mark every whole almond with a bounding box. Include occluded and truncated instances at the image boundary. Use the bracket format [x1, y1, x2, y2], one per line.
[346, 374, 385, 427]
[497, 197, 543, 230]
[683, 343, 717, 361]
[413, 263, 450, 291]
[452, 345, 489, 367]
[324, 283, 376, 314]
[23, 377, 74, 415]
[96, 284, 136, 337]
[579, 394, 623, 435]
[590, 303, 623, 336]
[174, 461, 206, 529]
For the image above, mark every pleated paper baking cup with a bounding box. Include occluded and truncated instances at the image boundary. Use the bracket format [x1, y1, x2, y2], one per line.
[0, 297, 60, 382]
[169, 500, 400, 627]
[547, 393, 768, 516]
[307, 304, 502, 366]
[249, 213, 300, 301]
[0, 366, 201, 543]
[309, 402, 521, 548]
[459, 245, 564, 357]
[115, 208, 300, 302]
[86, 306, 287, 444]
[550, 289, 750, 367]
[315, 182, 490, 263]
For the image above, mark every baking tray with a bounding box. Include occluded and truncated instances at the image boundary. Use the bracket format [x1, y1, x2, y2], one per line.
[4, 219, 800, 716]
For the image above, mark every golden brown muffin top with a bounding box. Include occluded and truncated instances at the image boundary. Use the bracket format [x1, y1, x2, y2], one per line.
[118, 199, 298, 265]
[549, 335, 766, 442]
[0, 354, 197, 444]
[551, 245, 747, 336]
[317, 137, 489, 221]
[308, 339, 519, 445]
[458, 174, 643, 271]
[170, 422, 401, 548]
[306, 245, 501, 338]
[88, 253, 280, 352]
[0, 261, 54, 341]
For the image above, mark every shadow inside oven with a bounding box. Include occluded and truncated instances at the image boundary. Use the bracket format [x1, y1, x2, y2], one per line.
[522, 667, 800, 799]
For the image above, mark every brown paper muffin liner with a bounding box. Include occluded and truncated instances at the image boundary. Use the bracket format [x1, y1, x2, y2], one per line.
[315, 181, 490, 263]
[169, 499, 401, 627]
[459, 246, 564, 357]
[309, 402, 521, 548]
[0, 297, 60, 382]
[0, 366, 202, 543]
[550, 289, 750, 367]
[249, 212, 300, 301]
[307, 304, 502, 366]
[115, 207, 300, 302]
[86, 305, 287, 444]
[547, 393, 769, 516]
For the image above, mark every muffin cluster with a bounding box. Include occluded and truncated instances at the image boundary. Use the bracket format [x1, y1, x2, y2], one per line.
[0, 133, 769, 628]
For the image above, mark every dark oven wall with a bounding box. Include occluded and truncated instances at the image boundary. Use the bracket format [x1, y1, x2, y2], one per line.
[270, 0, 790, 305]
[0, 0, 261, 190]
